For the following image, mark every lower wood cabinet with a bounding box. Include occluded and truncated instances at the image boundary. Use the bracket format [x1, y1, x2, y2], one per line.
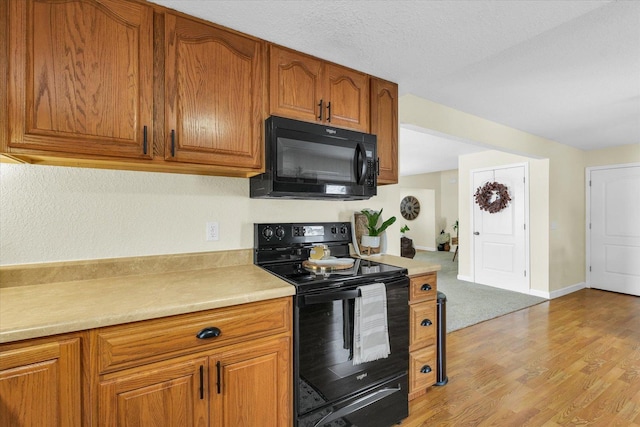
[0, 334, 83, 426]
[0, 297, 292, 427]
[408, 272, 438, 400]
[94, 297, 292, 427]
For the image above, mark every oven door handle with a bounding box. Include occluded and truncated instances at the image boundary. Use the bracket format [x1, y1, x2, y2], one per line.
[313, 385, 402, 427]
[302, 288, 360, 305]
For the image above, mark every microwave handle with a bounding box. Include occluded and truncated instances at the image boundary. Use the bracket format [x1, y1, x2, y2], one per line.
[354, 142, 367, 185]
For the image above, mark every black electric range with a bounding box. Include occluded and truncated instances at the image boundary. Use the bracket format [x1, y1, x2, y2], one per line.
[254, 222, 410, 427]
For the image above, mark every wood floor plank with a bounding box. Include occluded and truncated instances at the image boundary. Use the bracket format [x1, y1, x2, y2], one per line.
[405, 289, 640, 426]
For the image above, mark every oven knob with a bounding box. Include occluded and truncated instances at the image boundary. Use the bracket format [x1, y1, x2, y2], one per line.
[331, 226, 337, 234]
[262, 226, 274, 239]
[340, 225, 348, 235]
[275, 226, 286, 239]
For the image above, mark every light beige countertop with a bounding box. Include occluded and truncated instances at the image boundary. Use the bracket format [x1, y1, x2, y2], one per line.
[0, 251, 437, 344]
[357, 254, 440, 276]
[0, 251, 295, 344]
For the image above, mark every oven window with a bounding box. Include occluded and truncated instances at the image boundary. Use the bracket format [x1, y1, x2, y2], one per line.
[277, 137, 355, 183]
[297, 284, 408, 415]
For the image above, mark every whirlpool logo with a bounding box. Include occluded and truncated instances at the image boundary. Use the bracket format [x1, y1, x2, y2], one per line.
[357, 372, 368, 380]
[325, 128, 337, 135]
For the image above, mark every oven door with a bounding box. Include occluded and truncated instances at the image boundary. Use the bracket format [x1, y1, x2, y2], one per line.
[294, 276, 409, 422]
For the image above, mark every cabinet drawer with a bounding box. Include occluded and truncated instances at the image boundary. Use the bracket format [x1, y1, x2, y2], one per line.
[409, 346, 436, 395]
[410, 303, 436, 352]
[409, 273, 437, 303]
[96, 298, 291, 374]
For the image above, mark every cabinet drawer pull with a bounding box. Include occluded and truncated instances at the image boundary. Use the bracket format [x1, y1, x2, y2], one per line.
[421, 319, 432, 327]
[421, 284, 432, 291]
[196, 327, 221, 340]
[420, 365, 432, 374]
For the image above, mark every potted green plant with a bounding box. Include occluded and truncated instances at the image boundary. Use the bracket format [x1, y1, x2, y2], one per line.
[360, 208, 396, 248]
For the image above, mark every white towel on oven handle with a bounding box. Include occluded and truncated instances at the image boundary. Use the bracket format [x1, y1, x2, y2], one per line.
[353, 283, 390, 365]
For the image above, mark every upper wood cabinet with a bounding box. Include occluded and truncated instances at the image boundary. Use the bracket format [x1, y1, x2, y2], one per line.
[6, 0, 154, 159]
[370, 78, 399, 184]
[0, 334, 83, 426]
[269, 45, 370, 132]
[164, 13, 265, 171]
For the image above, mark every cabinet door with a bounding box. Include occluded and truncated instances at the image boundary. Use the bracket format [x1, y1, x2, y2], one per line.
[165, 14, 264, 170]
[324, 63, 370, 132]
[99, 357, 208, 427]
[0, 337, 82, 426]
[269, 45, 323, 124]
[370, 78, 398, 184]
[211, 337, 291, 427]
[7, 0, 153, 159]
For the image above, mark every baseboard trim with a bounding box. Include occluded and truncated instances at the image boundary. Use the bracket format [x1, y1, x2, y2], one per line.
[455, 277, 586, 300]
[530, 282, 586, 299]
[415, 246, 437, 252]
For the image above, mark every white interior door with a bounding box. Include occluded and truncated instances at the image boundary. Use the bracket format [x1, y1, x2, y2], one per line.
[472, 165, 529, 294]
[589, 165, 640, 296]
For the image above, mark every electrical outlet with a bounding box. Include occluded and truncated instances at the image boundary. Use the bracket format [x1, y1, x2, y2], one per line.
[206, 222, 219, 241]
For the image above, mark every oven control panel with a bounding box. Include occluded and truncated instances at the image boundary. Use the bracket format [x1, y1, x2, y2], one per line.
[255, 222, 351, 246]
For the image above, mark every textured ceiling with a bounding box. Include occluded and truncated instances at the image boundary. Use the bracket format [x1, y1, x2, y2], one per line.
[151, 0, 640, 174]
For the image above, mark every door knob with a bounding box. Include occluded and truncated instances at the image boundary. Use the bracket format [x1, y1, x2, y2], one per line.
[474, 232, 480, 235]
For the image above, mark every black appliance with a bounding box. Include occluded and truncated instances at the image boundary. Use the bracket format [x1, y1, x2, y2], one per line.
[254, 222, 409, 427]
[250, 116, 378, 200]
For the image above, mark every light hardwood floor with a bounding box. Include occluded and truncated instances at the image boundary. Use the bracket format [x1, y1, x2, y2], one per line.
[404, 289, 640, 426]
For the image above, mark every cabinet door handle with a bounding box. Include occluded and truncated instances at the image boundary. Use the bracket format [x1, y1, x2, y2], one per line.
[199, 365, 204, 400]
[474, 231, 480, 235]
[171, 129, 176, 157]
[317, 99, 324, 121]
[420, 365, 432, 374]
[216, 361, 222, 394]
[143, 125, 148, 155]
[196, 327, 221, 340]
[421, 319, 432, 327]
[326, 101, 331, 122]
[421, 284, 432, 291]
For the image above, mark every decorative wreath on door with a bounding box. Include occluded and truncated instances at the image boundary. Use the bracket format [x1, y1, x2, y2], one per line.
[474, 181, 511, 213]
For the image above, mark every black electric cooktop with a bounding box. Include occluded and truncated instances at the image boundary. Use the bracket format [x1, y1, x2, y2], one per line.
[254, 222, 407, 294]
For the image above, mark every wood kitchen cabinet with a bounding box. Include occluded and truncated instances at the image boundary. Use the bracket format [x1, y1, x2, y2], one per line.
[164, 12, 265, 171]
[408, 272, 438, 400]
[5, 0, 154, 160]
[370, 78, 399, 184]
[0, 334, 83, 426]
[94, 297, 292, 426]
[269, 45, 370, 132]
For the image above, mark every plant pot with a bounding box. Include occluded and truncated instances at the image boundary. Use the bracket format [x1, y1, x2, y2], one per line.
[361, 235, 381, 248]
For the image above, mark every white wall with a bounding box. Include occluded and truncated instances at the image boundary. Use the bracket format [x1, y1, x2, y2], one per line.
[398, 189, 435, 251]
[0, 163, 402, 265]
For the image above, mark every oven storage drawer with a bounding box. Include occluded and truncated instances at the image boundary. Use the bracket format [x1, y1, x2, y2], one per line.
[95, 298, 291, 373]
[298, 374, 408, 427]
[410, 346, 437, 393]
[409, 272, 437, 303]
[409, 302, 437, 352]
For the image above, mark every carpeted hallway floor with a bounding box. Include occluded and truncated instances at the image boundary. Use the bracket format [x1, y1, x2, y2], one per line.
[413, 250, 547, 332]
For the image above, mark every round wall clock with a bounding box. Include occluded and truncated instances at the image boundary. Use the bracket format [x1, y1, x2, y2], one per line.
[400, 196, 420, 220]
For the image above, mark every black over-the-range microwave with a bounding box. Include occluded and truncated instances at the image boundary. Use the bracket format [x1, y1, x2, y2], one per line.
[250, 116, 378, 200]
